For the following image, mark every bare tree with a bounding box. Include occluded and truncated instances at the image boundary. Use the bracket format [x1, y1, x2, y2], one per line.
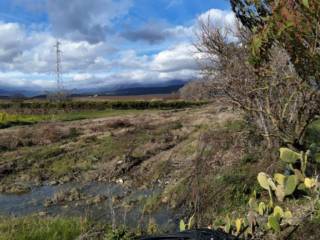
[196, 19, 320, 149]
[179, 77, 223, 101]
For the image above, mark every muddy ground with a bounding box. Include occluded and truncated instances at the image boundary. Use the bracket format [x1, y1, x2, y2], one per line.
[0, 99, 256, 229]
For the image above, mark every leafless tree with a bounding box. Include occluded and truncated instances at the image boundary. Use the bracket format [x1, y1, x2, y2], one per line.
[179, 77, 223, 101]
[196, 19, 320, 149]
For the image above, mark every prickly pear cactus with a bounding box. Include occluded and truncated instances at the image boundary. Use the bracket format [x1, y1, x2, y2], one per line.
[257, 173, 272, 190]
[284, 175, 298, 196]
[279, 148, 301, 164]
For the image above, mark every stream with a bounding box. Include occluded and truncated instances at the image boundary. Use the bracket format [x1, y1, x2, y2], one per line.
[0, 181, 177, 231]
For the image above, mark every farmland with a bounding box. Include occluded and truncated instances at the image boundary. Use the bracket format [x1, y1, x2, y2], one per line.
[0, 99, 205, 128]
[0, 97, 250, 237]
[0, 97, 319, 239]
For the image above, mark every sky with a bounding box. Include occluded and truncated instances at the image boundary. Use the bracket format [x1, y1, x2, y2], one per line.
[0, 0, 234, 91]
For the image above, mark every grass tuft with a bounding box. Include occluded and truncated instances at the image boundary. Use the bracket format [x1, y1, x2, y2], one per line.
[0, 217, 90, 240]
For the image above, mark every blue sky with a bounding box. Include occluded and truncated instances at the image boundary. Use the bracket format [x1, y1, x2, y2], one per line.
[0, 0, 234, 91]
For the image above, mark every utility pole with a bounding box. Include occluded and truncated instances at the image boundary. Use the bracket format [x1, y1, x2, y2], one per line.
[54, 40, 63, 91]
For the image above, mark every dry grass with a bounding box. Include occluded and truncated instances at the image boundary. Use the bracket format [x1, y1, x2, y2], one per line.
[0, 124, 79, 151]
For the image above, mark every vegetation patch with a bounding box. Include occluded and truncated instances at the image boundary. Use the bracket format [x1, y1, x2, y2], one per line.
[0, 112, 44, 128]
[0, 217, 91, 240]
[0, 100, 206, 114]
[0, 216, 138, 240]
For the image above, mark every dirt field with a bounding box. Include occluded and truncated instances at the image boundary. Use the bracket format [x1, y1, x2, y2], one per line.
[0, 98, 259, 231]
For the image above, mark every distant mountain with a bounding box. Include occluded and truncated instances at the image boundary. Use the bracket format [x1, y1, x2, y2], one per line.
[100, 84, 184, 96]
[0, 87, 43, 98]
[95, 80, 186, 96]
[0, 79, 189, 98]
[70, 79, 188, 95]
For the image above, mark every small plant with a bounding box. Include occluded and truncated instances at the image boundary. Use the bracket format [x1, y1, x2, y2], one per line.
[104, 226, 133, 240]
[179, 214, 195, 232]
[147, 218, 158, 235]
[0, 112, 8, 122]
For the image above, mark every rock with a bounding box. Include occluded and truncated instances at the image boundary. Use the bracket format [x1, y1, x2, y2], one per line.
[44, 200, 51, 207]
[38, 211, 47, 217]
[49, 181, 58, 186]
[116, 178, 124, 184]
[116, 160, 124, 166]
[59, 175, 72, 183]
[161, 196, 169, 204]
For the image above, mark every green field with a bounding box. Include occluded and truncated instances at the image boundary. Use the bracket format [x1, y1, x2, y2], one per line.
[0, 109, 149, 128]
[0, 99, 207, 129]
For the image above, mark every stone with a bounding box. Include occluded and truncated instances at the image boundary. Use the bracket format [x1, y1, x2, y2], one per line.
[116, 178, 124, 184]
[38, 211, 47, 217]
[49, 181, 58, 186]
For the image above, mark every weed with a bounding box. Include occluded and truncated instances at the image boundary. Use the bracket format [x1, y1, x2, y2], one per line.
[241, 153, 258, 164]
[0, 217, 90, 240]
[305, 119, 320, 146]
[143, 193, 162, 214]
[104, 226, 134, 240]
[223, 119, 246, 132]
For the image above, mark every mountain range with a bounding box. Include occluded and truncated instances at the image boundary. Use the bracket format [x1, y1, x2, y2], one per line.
[0, 80, 188, 98]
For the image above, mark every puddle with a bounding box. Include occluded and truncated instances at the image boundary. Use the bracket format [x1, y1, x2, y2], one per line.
[0, 182, 177, 230]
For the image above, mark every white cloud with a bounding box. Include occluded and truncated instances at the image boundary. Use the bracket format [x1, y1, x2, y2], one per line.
[165, 25, 194, 39]
[198, 9, 236, 30]
[116, 50, 149, 69]
[0, 23, 115, 75]
[72, 73, 93, 81]
[0, 71, 56, 89]
[151, 43, 200, 72]
[0, 22, 26, 62]
[0, 7, 237, 92]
